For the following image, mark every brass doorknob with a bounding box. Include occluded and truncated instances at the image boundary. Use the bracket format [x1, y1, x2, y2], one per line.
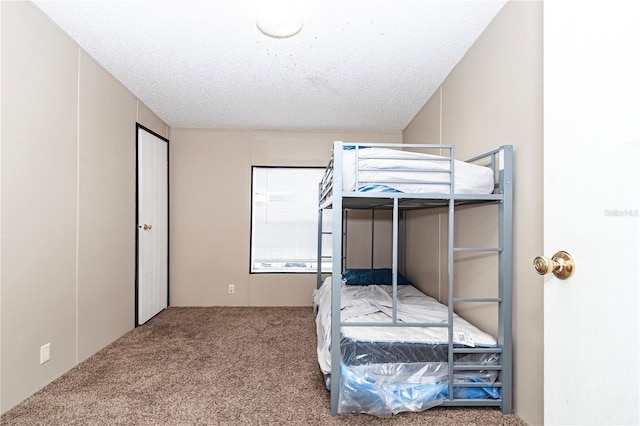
[533, 251, 575, 279]
[142, 224, 153, 230]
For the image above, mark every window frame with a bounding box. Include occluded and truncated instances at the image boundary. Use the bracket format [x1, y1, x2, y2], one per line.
[249, 165, 331, 274]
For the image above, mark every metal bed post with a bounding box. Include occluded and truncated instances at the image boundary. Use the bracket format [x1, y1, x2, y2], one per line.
[317, 183, 324, 289]
[399, 210, 406, 275]
[370, 210, 375, 269]
[446, 145, 456, 402]
[330, 141, 344, 415]
[447, 196, 455, 402]
[392, 198, 399, 323]
[343, 210, 348, 271]
[498, 145, 514, 413]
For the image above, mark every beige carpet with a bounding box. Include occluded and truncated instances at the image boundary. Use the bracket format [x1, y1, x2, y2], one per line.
[1, 307, 527, 425]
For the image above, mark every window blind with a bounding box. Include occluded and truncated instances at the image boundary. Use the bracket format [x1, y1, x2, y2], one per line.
[251, 167, 331, 272]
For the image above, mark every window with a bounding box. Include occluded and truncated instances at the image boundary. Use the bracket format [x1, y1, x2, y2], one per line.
[251, 167, 332, 273]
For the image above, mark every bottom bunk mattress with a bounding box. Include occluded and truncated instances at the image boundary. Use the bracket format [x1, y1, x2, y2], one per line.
[313, 275, 501, 416]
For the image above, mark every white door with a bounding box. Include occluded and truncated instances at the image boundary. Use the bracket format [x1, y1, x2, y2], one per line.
[543, 2, 639, 424]
[137, 125, 169, 325]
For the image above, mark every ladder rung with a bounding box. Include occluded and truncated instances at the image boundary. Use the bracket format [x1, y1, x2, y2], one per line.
[453, 247, 501, 252]
[441, 399, 501, 407]
[453, 347, 502, 354]
[453, 364, 502, 371]
[453, 297, 501, 303]
[453, 382, 502, 388]
[341, 322, 448, 328]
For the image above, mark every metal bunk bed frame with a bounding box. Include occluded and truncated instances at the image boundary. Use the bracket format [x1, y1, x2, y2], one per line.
[316, 141, 513, 416]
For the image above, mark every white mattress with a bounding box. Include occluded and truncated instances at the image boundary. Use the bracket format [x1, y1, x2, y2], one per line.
[341, 147, 495, 194]
[313, 277, 497, 375]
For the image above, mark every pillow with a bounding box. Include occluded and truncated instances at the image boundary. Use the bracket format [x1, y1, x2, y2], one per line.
[342, 268, 411, 286]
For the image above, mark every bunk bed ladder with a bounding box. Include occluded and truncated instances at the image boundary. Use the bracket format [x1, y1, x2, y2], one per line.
[446, 222, 505, 406]
[316, 185, 329, 289]
[316, 188, 347, 290]
[445, 145, 513, 413]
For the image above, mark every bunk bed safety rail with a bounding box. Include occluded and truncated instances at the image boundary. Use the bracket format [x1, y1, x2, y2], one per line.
[342, 142, 456, 195]
[319, 142, 502, 199]
[319, 155, 335, 208]
[464, 145, 512, 192]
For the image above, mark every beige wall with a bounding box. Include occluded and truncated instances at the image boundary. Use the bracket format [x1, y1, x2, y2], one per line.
[137, 102, 171, 140]
[170, 130, 401, 307]
[0, 2, 169, 413]
[403, 1, 543, 424]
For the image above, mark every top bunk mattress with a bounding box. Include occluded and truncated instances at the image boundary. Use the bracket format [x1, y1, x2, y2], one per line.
[340, 147, 495, 195]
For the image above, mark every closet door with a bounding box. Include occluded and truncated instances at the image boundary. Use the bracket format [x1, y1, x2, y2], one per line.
[543, 2, 639, 424]
[136, 124, 169, 325]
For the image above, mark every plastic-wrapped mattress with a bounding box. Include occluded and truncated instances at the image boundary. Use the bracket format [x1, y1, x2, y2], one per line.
[340, 147, 495, 195]
[313, 277, 501, 417]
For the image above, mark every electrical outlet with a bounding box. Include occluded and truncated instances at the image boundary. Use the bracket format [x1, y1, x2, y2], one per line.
[40, 343, 51, 364]
[228, 284, 235, 294]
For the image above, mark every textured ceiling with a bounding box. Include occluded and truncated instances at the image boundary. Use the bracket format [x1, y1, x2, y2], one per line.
[33, 0, 506, 132]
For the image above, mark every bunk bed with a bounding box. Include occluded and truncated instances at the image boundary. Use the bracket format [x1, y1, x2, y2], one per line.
[314, 142, 513, 417]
